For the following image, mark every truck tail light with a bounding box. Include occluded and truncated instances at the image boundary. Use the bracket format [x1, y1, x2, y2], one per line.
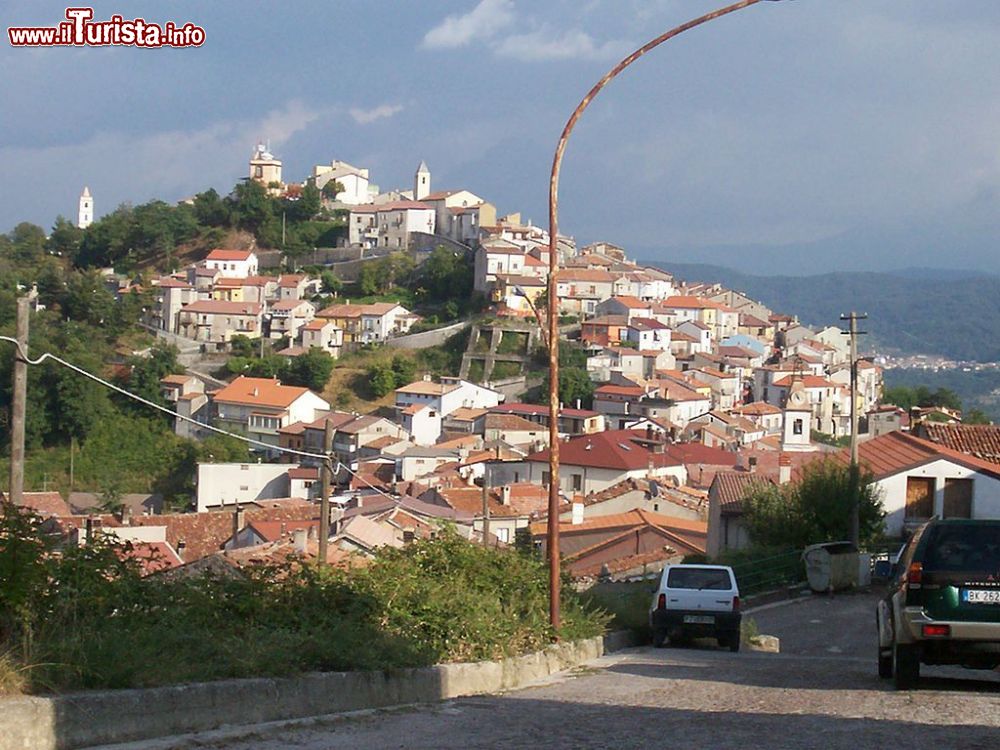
[732, 595, 741, 612]
[907, 562, 923, 587]
[922, 624, 950, 638]
[657, 593, 666, 609]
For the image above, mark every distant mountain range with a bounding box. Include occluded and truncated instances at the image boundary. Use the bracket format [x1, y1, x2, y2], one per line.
[643, 261, 1000, 363]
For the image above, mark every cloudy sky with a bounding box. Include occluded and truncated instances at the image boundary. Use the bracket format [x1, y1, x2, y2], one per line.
[4, 1, 1000, 274]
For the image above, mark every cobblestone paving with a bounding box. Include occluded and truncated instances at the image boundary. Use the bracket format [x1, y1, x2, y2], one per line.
[143, 593, 1000, 750]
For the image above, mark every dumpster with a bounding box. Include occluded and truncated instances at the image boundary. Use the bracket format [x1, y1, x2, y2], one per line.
[802, 541, 858, 593]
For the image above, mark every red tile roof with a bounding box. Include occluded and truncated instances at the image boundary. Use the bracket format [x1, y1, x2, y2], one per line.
[526, 430, 682, 472]
[829, 431, 1000, 481]
[1, 491, 72, 518]
[915, 424, 1000, 465]
[206, 249, 255, 261]
[213, 376, 313, 409]
[711, 471, 777, 512]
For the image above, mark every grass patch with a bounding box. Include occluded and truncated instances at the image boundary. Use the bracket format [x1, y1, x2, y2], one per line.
[491, 361, 522, 380]
[497, 331, 529, 355]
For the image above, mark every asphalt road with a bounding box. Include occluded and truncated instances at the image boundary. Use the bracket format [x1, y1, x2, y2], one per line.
[127, 592, 1000, 750]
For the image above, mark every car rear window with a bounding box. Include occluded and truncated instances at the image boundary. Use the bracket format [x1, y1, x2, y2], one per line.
[922, 524, 1000, 572]
[667, 567, 732, 590]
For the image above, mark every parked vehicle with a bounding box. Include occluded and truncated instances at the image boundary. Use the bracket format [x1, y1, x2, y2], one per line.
[876, 519, 1000, 689]
[649, 564, 742, 651]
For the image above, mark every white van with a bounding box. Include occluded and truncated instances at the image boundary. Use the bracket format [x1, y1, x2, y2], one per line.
[649, 564, 742, 651]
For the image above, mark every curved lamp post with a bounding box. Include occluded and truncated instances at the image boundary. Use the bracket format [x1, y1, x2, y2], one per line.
[545, 0, 786, 632]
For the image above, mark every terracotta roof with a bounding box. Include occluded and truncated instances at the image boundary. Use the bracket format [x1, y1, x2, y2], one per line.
[161, 374, 195, 386]
[829, 431, 1000, 481]
[594, 384, 645, 399]
[433, 483, 549, 518]
[666, 442, 740, 468]
[303, 319, 334, 331]
[629, 317, 669, 331]
[915, 424, 1000, 464]
[733, 401, 782, 416]
[155, 278, 193, 289]
[532, 508, 707, 548]
[245, 519, 321, 543]
[526, 430, 682, 472]
[558, 269, 616, 282]
[120, 541, 184, 576]
[605, 295, 651, 309]
[739, 314, 770, 327]
[1, 491, 72, 518]
[484, 413, 544, 432]
[448, 407, 488, 422]
[711, 471, 777, 512]
[661, 296, 722, 310]
[269, 299, 311, 312]
[396, 380, 459, 397]
[213, 376, 313, 409]
[490, 403, 599, 419]
[771, 375, 836, 389]
[287, 467, 320, 480]
[132, 499, 318, 563]
[206, 249, 255, 261]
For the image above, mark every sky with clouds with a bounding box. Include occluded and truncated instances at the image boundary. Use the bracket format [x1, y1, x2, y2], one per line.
[3, 0, 1000, 273]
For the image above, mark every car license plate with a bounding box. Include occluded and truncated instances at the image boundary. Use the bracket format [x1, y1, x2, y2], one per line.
[963, 589, 1000, 604]
[683, 615, 715, 624]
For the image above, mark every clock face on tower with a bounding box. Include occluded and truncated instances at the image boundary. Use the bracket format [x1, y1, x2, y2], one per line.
[789, 387, 807, 408]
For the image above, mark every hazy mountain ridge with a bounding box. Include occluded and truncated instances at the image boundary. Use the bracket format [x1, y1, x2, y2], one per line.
[644, 261, 1000, 363]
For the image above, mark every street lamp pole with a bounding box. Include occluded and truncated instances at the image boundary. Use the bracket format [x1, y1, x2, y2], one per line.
[545, 0, 783, 634]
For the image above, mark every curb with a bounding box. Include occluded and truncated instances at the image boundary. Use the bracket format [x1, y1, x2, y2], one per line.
[0, 630, 638, 750]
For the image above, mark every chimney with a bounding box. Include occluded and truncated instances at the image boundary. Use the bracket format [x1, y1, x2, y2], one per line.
[252, 387, 259, 397]
[571, 502, 584, 525]
[747, 456, 758, 474]
[118, 505, 132, 526]
[293, 528, 308, 554]
[501, 485, 512, 506]
[779, 455, 792, 485]
[232, 505, 245, 541]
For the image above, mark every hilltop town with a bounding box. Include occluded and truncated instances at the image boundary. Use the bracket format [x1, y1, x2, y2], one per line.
[4, 141, 997, 585]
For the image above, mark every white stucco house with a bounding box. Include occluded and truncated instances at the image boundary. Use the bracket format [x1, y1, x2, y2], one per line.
[838, 431, 1000, 538]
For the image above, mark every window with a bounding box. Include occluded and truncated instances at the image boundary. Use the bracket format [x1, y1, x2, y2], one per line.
[542, 471, 551, 486]
[942, 478, 973, 519]
[496, 527, 510, 543]
[905, 477, 935, 520]
[254, 166, 263, 178]
[572, 475, 582, 492]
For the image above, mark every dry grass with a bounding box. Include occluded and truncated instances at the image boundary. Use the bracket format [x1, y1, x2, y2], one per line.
[0, 651, 28, 696]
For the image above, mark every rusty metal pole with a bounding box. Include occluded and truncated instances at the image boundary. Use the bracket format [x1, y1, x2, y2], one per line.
[545, 0, 779, 636]
[8, 297, 29, 507]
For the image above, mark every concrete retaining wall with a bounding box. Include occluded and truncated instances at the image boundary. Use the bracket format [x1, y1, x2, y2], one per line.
[384, 320, 470, 350]
[0, 632, 637, 750]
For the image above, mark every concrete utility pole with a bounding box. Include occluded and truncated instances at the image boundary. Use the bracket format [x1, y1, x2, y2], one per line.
[318, 418, 334, 564]
[9, 297, 29, 507]
[841, 311, 868, 546]
[544, 0, 783, 635]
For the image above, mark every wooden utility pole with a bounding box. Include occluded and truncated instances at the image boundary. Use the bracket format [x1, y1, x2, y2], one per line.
[318, 418, 334, 564]
[841, 311, 867, 546]
[9, 297, 29, 507]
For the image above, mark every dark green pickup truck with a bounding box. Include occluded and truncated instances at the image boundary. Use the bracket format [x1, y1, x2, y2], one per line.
[876, 519, 1000, 689]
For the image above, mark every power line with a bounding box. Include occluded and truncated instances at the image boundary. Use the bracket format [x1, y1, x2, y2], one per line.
[0, 334, 397, 501]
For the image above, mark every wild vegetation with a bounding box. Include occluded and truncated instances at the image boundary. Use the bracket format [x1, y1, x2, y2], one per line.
[0, 505, 607, 694]
[741, 460, 885, 549]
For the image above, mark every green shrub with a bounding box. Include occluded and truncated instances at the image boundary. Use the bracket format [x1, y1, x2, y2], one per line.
[0, 511, 607, 694]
